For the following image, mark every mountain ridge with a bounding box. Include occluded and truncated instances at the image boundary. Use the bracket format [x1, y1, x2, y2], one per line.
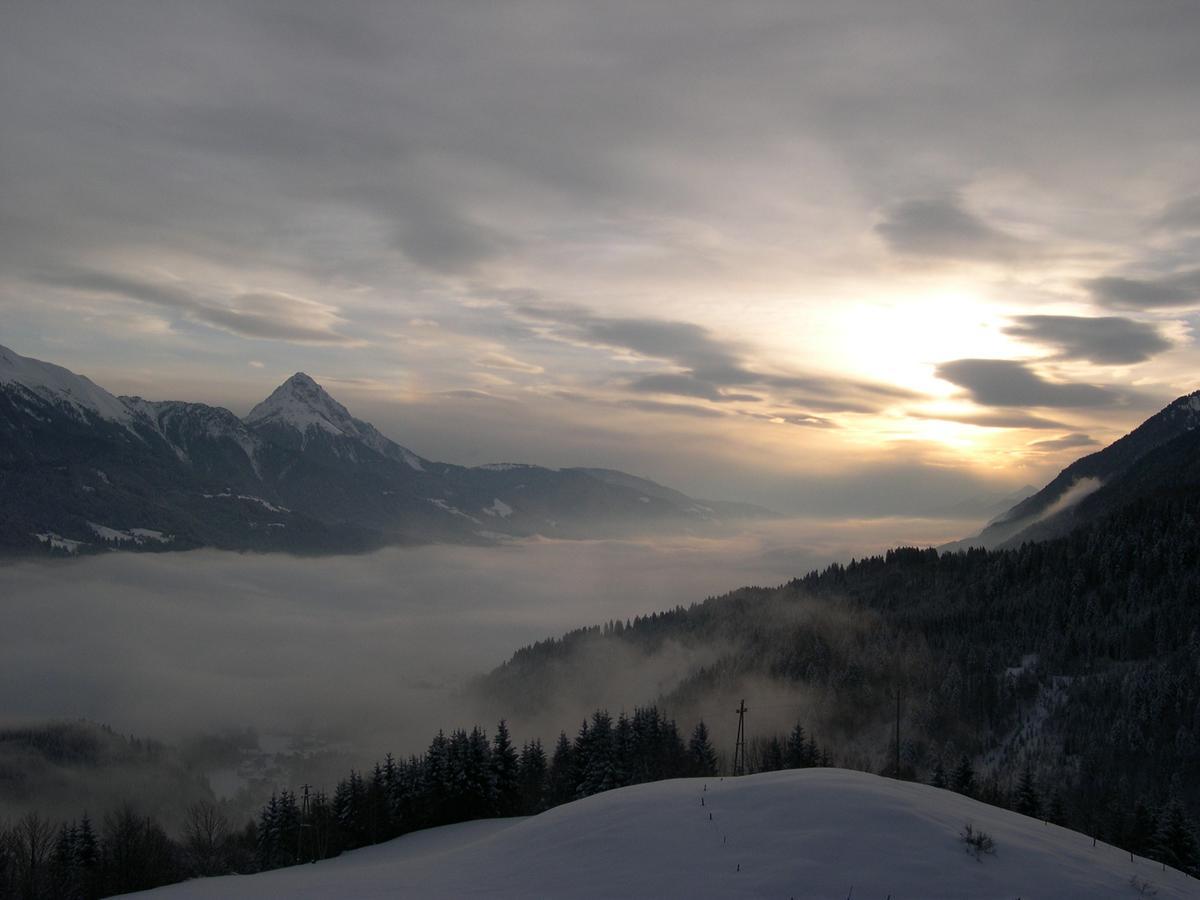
[0, 344, 775, 557]
[944, 387, 1200, 550]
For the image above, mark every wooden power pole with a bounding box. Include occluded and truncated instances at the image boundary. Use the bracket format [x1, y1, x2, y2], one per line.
[733, 699, 748, 776]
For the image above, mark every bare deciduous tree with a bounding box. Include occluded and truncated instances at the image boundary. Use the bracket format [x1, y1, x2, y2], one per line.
[183, 799, 230, 877]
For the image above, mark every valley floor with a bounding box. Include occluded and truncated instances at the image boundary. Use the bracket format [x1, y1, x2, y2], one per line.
[129, 769, 1198, 899]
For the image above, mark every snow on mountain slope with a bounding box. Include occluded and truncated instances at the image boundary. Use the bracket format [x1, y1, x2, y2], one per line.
[122, 397, 263, 466]
[0, 343, 131, 423]
[948, 388, 1200, 551]
[246, 372, 357, 435]
[131, 769, 1195, 899]
[246, 372, 425, 469]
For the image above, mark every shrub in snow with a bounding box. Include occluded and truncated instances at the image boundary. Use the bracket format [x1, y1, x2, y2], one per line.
[959, 823, 995, 860]
[1129, 874, 1159, 896]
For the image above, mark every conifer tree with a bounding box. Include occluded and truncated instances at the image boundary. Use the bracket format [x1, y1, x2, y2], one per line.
[257, 794, 280, 870]
[613, 712, 633, 787]
[952, 754, 976, 797]
[518, 739, 549, 814]
[491, 720, 521, 816]
[688, 721, 719, 776]
[582, 710, 617, 796]
[785, 722, 808, 769]
[1155, 798, 1198, 873]
[1129, 798, 1157, 857]
[548, 732, 576, 807]
[425, 731, 452, 825]
[1015, 760, 1041, 818]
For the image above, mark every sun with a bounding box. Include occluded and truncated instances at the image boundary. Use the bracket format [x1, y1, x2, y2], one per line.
[815, 287, 1011, 397]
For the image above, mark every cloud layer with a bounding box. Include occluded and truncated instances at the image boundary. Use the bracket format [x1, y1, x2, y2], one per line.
[0, 522, 963, 752]
[935, 359, 1135, 409]
[3, 0, 1199, 512]
[1003, 315, 1172, 365]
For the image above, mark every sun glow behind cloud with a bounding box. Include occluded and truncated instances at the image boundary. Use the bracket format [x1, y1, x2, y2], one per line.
[4, 0, 1199, 514]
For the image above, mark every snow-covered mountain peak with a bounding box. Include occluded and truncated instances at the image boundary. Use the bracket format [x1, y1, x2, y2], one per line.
[245, 372, 357, 435]
[244, 372, 426, 469]
[0, 343, 131, 423]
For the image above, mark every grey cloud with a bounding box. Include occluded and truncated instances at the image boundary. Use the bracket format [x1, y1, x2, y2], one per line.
[907, 410, 1069, 429]
[550, 388, 730, 419]
[474, 352, 544, 374]
[381, 188, 508, 274]
[1029, 433, 1099, 452]
[1085, 269, 1200, 309]
[438, 389, 510, 402]
[935, 358, 1130, 408]
[770, 376, 917, 400]
[772, 376, 921, 414]
[1003, 315, 1172, 364]
[741, 410, 836, 429]
[875, 196, 1028, 261]
[1158, 195, 1200, 232]
[618, 399, 727, 419]
[4, 0, 1200, 298]
[4, 0, 1200, 468]
[520, 305, 748, 377]
[790, 397, 877, 414]
[629, 373, 760, 403]
[40, 270, 354, 344]
[521, 304, 919, 413]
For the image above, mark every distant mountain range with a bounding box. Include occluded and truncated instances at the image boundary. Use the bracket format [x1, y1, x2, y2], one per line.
[944, 387, 1200, 551]
[0, 344, 774, 556]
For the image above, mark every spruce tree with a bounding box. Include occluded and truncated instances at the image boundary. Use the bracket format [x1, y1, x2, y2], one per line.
[491, 720, 521, 816]
[785, 722, 808, 769]
[582, 710, 617, 796]
[688, 721, 719, 776]
[1129, 798, 1157, 857]
[1155, 798, 1198, 873]
[1015, 761, 1041, 818]
[518, 739, 549, 814]
[425, 731, 452, 826]
[548, 732, 576, 807]
[952, 754, 976, 796]
[256, 795, 280, 870]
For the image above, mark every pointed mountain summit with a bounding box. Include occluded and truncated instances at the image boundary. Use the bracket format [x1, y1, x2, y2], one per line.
[246, 372, 358, 435]
[246, 372, 425, 470]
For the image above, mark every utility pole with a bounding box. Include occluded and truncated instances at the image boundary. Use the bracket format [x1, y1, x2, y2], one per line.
[299, 784, 312, 863]
[733, 699, 748, 776]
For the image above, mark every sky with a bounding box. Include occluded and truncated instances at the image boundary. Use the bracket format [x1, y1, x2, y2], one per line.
[4, 0, 1200, 513]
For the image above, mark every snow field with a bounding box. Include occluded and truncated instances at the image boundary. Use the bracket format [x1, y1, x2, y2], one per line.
[131, 768, 1199, 899]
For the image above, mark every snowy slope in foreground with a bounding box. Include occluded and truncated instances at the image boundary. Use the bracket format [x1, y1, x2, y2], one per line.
[133, 769, 1196, 899]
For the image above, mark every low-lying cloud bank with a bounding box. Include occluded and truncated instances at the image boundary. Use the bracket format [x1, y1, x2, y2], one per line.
[0, 517, 961, 759]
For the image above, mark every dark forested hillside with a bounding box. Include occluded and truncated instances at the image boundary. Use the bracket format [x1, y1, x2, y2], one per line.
[476, 485, 1200, 851]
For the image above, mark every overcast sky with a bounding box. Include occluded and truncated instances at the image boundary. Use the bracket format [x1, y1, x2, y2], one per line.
[4, 0, 1200, 513]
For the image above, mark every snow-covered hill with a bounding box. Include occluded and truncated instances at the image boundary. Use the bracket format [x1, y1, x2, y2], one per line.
[131, 769, 1196, 899]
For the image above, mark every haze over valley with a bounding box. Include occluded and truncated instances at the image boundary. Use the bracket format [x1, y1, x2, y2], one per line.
[5, 1, 1200, 896]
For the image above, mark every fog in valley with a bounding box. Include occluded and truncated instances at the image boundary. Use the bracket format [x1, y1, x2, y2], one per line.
[1, 517, 961, 775]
